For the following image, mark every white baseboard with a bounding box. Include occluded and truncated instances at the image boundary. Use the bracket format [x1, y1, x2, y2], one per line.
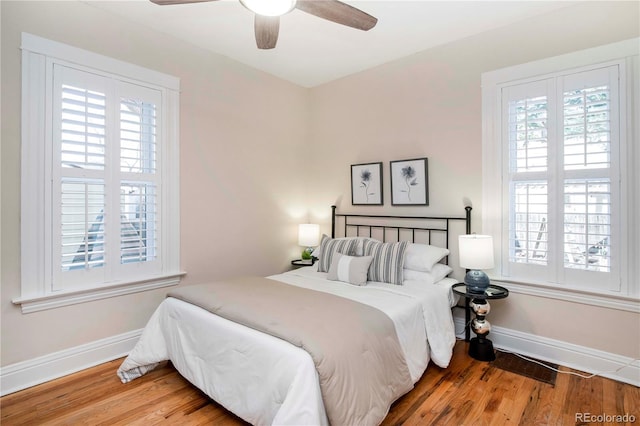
[454, 317, 640, 387]
[2, 321, 638, 398]
[0, 329, 142, 396]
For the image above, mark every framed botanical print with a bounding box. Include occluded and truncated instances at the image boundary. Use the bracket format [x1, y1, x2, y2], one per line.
[351, 162, 383, 205]
[390, 158, 428, 206]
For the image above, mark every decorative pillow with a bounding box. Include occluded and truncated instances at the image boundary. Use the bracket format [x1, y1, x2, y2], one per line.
[350, 237, 376, 256]
[312, 236, 374, 258]
[315, 235, 359, 273]
[403, 243, 450, 272]
[327, 253, 374, 286]
[403, 263, 453, 284]
[363, 239, 409, 285]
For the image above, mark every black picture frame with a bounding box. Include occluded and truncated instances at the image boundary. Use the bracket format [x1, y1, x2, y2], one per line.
[390, 157, 429, 206]
[351, 162, 383, 205]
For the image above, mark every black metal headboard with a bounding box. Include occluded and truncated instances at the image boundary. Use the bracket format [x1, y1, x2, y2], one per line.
[330, 205, 472, 269]
[331, 205, 471, 245]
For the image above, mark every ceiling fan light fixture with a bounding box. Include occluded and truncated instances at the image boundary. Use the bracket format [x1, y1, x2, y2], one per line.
[240, 0, 297, 17]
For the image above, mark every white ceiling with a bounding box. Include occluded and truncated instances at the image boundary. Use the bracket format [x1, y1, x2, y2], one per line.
[85, 0, 573, 87]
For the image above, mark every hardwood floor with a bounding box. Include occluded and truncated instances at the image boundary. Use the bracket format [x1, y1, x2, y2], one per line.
[2, 341, 638, 425]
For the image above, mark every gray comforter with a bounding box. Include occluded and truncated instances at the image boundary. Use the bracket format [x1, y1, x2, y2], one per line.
[167, 276, 413, 426]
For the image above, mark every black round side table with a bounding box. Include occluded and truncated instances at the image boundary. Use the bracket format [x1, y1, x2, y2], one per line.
[452, 283, 509, 361]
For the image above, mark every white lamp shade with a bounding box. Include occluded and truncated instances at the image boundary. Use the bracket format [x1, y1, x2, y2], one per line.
[459, 234, 494, 270]
[298, 224, 320, 247]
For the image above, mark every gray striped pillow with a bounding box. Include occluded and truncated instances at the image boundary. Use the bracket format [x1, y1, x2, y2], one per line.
[316, 235, 359, 273]
[363, 240, 409, 285]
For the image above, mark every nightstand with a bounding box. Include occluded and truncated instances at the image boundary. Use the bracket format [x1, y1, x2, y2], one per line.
[291, 258, 316, 268]
[452, 282, 509, 361]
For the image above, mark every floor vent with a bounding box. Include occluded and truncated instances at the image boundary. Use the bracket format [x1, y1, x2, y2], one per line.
[491, 351, 558, 386]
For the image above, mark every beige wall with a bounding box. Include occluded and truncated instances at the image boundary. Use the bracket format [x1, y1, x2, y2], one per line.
[306, 1, 640, 358]
[1, 0, 639, 371]
[1, 0, 309, 365]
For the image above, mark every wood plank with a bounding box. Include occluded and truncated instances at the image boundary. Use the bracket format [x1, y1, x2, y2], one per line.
[547, 365, 571, 423]
[2, 341, 638, 425]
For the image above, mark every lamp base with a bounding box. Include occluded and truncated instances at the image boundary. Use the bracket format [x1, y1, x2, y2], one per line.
[464, 270, 490, 294]
[469, 337, 495, 361]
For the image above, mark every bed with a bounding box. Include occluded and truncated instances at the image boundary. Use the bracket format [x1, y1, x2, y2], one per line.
[117, 206, 471, 426]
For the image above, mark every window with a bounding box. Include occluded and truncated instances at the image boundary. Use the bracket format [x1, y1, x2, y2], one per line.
[17, 33, 182, 312]
[482, 39, 639, 304]
[502, 66, 619, 291]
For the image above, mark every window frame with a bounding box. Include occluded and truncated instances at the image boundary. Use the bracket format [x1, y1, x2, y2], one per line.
[16, 33, 183, 313]
[481, 38, 639, 310]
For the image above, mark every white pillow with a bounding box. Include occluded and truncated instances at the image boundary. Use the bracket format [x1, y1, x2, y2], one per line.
[403, 243, 450, 272]
[403, 263, 453, 284]
[327, 253, 374, 286]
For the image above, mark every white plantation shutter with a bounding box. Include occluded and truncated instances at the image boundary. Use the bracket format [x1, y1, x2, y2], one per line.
[500, 65, 620, 291]
[510, 182, 548, 266]
[51, 65, 163, 290]
[120, 98, 157, 174]
[60, 180, 106, 270]
[118, 83, 160, 271]
[60, 84, 106, 170]
[563, 79, 612, 171]
[560, 68, 618, 288]
[502, 81, 554, 283]
[505, 86, 550, 271]
[53, 66, 109, 289]
[59, 79, 107, 273]
[509, 95, 548, 173]
[120, 182, 157, 263]
[563, 180, 611, 272]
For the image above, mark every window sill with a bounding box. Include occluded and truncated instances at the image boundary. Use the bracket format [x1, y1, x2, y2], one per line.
[490, 277, 640, 313]
[12, 272, 186, 314]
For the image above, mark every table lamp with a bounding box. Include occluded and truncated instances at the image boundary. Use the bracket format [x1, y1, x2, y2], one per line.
[298, 224, 320, 260]
[459, 234, 494, 293]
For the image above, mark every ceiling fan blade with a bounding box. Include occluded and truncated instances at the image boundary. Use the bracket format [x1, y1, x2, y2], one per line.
[150, 0, 218, 5]
[295, 0, 377, 31]
[254, 15, 280, 49]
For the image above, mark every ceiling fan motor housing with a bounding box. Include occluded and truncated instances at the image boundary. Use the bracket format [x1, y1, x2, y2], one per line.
[239, 0, 297, 17]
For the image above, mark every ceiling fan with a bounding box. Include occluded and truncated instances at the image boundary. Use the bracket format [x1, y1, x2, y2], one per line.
[149, 0, 378, 49]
